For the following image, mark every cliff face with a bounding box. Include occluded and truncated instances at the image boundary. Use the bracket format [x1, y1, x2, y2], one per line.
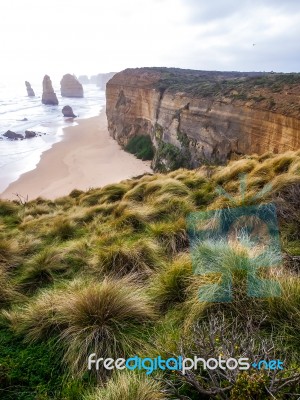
[106, 68, 300, 171]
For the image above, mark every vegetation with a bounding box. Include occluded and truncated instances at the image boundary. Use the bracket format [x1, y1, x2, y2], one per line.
[154, 141, 190, 171]
[0, 150, 299, 398]
[149, 67, 300, 100]
[125, 135, 154, 160]
[83, 372, 166, 400]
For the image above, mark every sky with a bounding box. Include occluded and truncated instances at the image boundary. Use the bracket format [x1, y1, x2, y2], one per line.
[0, 0, 299, 83]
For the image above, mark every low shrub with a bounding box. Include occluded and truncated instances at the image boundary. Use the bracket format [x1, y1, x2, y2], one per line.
[125, 135, 154, 160]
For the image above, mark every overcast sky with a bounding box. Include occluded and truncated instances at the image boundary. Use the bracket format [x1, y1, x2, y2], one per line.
[0, 0, 299, 82]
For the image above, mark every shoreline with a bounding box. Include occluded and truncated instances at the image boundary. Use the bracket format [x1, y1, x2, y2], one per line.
[0, 109, 153, 201]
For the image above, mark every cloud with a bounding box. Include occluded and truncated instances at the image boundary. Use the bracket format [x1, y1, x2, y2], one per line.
[0, 0, 299, 79]
[183, 0, 300, 23]
[175, 0, 300, 72]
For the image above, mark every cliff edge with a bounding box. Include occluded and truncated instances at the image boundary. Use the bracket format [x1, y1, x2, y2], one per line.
[106, 67, 300, 171]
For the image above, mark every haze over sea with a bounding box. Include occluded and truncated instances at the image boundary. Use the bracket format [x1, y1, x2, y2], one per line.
[0, 79, 105, 194]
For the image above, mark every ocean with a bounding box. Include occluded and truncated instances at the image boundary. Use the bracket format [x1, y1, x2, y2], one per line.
[0, 81, 105, 193]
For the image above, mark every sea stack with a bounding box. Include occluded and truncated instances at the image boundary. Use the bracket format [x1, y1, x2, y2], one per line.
[42, 75, 59, 105]
[25, 81, 35, 97]
[60, 74, 84, 98]
[62, 105, 77, 118]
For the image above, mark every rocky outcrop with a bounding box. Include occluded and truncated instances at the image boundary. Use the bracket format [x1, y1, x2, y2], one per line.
[2, 130, 45, 140]
[106, 68, 300, 171]
[62, 105, 76, 118]
[78, 75, 90, 84]
[25, 81, 35, 97]
[60, 74, 83, 98]
[42, 75, 59, 105]
[25, 130, 37, 138]
[3, 130, 23, 140]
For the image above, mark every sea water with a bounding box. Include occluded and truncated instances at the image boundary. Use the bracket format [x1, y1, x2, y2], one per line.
[0, 81, 105, 193]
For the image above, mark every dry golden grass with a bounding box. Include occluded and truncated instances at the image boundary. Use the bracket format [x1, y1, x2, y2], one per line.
[84, 372, 167, 400]
[92, 236, 162, 277]
[213, 159, 257, 184]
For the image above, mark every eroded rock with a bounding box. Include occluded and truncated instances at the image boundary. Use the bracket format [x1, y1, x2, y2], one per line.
[25, 81, 35, 97]
[62, 105, 77, 118]
[3, 130, 23, 140]
[42, 75, 59, 105]
[60, 74, 83, 98]
[25, 130, 37, 138]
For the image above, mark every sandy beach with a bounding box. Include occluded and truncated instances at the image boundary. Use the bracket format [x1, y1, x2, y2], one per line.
[0, 109, 152, 200]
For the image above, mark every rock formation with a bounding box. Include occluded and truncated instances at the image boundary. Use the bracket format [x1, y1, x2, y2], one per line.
[96, 72, 116, 90]
[78, 75, 90, 84]
[106, 68, 300, 171]
[25, 81, 35, 97]
[62, 105, 76, 118]
[60, 74, 83, 98]
[42, 75, 59, 105]
[3, 130, 23, 140]
[25, 130, 37, 138]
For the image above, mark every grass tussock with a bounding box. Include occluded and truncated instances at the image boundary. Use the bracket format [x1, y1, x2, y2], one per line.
[48, 216, 78, 240]
[18, 246, 67, 292]
[4, 277, 156, 376]
[213, 158, 257, 184]
[149, 253, 192, 311]
[84, 372, 167, 400]
[147, 218, 188, 255]
[0, 266, 23, 306]
[58, 277, 156, 376]
[93, 236, 162, 277]
[0, 237, 18, 265]
[0, 199, 19, 216]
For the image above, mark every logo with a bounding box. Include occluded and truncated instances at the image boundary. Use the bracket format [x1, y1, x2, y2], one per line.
[186, 174, 282, 302]
[87, 354, 284, 375]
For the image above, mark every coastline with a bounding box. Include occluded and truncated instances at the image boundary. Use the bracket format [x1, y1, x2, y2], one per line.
[0, 108, 152, 201]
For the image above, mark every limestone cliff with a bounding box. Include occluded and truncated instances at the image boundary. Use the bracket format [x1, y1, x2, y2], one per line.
[106, 68, 300, 171]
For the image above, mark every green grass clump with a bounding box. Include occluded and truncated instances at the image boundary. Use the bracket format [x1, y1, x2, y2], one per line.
[149, 253, 192, 311]
[93, 236, 162, 277]
[0, 237, 17, 265]
[0, 200, 19, 216]
[17, 246, 67, 292]
[125, 135, 154, 160]
[0, 266, 22, 307]
[147, 218, 188, 254]
[48, 216, 78, 240]
[84, 372, 167, 400]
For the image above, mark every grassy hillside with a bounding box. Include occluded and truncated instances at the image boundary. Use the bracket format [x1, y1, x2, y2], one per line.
[0, 150, 299, 399]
